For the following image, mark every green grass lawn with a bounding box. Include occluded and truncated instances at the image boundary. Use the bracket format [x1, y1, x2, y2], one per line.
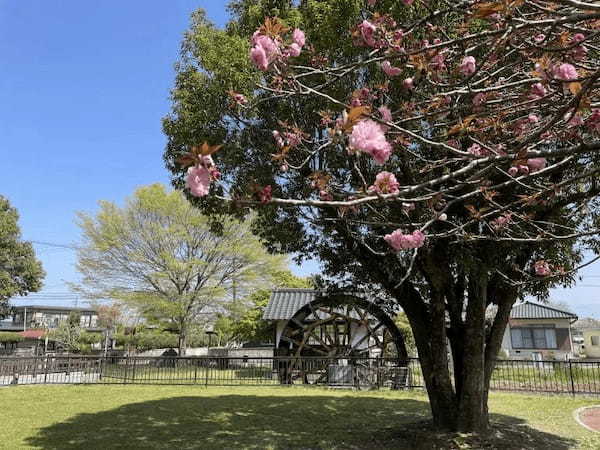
[1, 385, 600, 449]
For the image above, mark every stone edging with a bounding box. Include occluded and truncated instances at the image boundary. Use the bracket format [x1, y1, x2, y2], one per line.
[573, 406, 600, 433]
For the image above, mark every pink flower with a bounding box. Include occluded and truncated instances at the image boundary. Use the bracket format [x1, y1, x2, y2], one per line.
[534, 34, 546, 43]
[534, 260, 551, 277]
[573, 45, 588, 61]
[319, 190, 333, 201]
[566, 113, 584, 127]
[459, 56, 476, 76]
[250, 45, 269, 71]
[349, 119, 393, 165]
[259, 185, 272, 204]
[292, 29, 306, 48]
[472, 93, 487, 106]
[250, 33, 279, 71]
[527, 158, 546, 173]
[468, 143, 489, 157]
[381, 61, 402, 77]
[430, 52, 446, 72]
[586, 109, 600, 133]
[272, 130, 285, 148]
[378, 105, 392, 122]
[402, 78, 414, 90]
[232, 93, 248, 105]
[491, 214, 511, 230]
[185, 165, 212, 197]
[530, 82, 546, 98]
[358, 20, 377, 47]
[572, 33, 585, 44]
[384, 230, 425, 251]
[288, 43, 302, 57]
[253, 35, 278, 57]
[554, 63, 578, 81]
[508, 166, 519, 177]
[284, 131, 302, 147]
[368, 171, 399, 194]
[403, 0, 414, 5]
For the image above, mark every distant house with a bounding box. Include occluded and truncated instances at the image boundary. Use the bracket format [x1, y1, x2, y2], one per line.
[500, 301, 578, 360]
[0, 305, 103, 355]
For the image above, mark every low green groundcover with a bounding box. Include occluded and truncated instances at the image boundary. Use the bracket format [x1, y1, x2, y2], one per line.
[1, 385, 599, 449]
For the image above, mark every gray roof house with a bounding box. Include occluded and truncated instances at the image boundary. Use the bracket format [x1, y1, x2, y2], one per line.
[501, 301, 578, 361]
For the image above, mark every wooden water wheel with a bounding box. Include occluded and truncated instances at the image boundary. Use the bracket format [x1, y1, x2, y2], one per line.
[276, 293, 407, 385]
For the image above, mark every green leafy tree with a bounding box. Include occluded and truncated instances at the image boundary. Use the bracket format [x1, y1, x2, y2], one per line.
[73, 184, 285, 355]
[0, 196, 45, 317]
[48, 313, 83, 353]
[219, 270, 312, 345]
[163, 0, 600, 432]
[394, 312, 416, 357]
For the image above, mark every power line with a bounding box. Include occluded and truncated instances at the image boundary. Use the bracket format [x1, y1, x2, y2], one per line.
[30, 240, 79, 250]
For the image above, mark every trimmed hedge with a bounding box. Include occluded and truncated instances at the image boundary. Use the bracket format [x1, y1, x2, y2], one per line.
[0, 332, 24, 343]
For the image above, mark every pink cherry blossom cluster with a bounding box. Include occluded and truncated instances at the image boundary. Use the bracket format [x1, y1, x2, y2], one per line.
[570, 33, 588, 61]
[529, 82, 547, 99]
[230, 92, 248, 105]
[490, 213, 511, 231]
[553, 63, 578, 81]
[185, 155, 220, 198]
[258, 185, 272, 203]
[508, 158, 547, 177]
[586, 110, 600, 134]
[250, 28, 306, 71]
[384, 229, 426, 251]
[368, 171, 399, 194]
[381, 60, 402, 77]
[459, 56, 477, 76]
[273, 130, 303, 148]
[349, 119, 393, 165]
[533, 260, 551, 277]
[354, 15, 404, 50]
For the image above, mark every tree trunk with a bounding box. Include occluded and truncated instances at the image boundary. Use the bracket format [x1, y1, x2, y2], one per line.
[455, 266, 488, 432]
[178, 329, 187, 356]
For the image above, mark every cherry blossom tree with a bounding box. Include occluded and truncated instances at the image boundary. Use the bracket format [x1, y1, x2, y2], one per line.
[164, 0, 600, 432]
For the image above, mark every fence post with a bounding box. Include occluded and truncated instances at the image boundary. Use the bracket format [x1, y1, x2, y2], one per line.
[569, 359, 576, 396]
[43, 354, 49, 384]
[124, 356, 129, 385]
[205, 357, 209, 387]
[99, 356, 104, 381]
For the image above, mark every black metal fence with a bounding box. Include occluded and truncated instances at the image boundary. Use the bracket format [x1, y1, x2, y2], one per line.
[0, 355, 423, 389]
[4, 355, 600, 395]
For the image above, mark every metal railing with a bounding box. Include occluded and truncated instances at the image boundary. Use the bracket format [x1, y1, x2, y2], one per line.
[4, 355, 600, 395]
[0, 355, 423, 389]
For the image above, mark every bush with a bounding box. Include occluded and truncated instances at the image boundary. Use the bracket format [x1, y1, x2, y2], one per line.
[0, 332, 24, 343]
[235, 367, 272, 379]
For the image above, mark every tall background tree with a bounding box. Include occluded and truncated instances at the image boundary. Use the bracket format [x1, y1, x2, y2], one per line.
[0, 195, 45, 317]
[215, 269, 312, 346]
[74, 184, 285, 355]
[163, 0, 600, 433]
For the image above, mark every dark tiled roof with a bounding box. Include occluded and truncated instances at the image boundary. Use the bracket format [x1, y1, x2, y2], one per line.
[263, 289, 318, 320]
[510, 301, 578, 321]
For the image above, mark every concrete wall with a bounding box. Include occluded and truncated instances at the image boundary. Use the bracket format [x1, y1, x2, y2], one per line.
[583, 329, 600, 358]
[501, 319, 573, 360]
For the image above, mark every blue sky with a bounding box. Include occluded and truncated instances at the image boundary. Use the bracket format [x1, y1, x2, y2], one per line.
[0, 2, 597, 317]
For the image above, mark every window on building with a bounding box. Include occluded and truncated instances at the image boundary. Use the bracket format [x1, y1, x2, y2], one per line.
[591, 336, 599, 346]
[511, 326, 558, 349]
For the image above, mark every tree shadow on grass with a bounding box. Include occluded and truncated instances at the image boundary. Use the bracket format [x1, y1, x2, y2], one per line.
[26, 394, 577, 449]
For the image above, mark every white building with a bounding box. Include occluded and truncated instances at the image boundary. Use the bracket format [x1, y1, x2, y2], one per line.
[500, 301, 578, 361]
